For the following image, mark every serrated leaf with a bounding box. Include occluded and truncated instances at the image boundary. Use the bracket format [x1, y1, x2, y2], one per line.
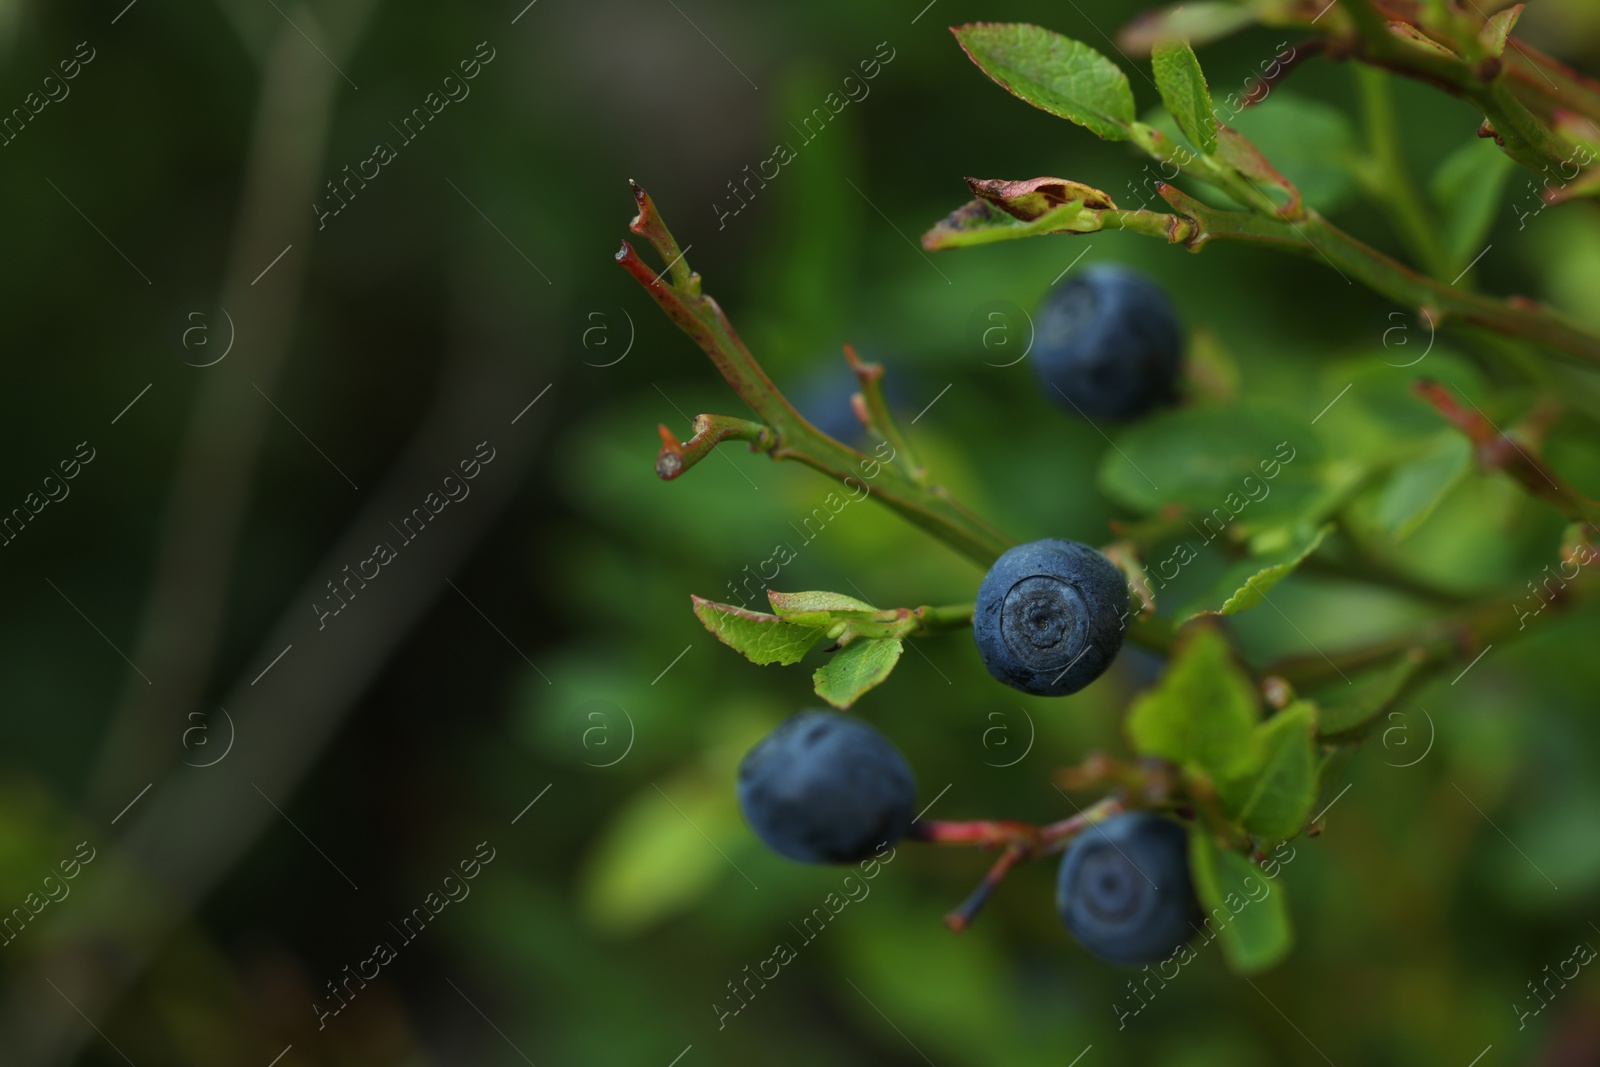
[1188, 833, 1293, 973]
[1316, 651, 1427, 736]
[691, 596, 830, 666]
[1370, 432, 1472, 539]
[1430, 139, 1516, 277]
[1098, 404, 1323, 522]
[1152, 38, 1217, 155]
[1118, 2, 1259, 56]
[1479, 4, 1523, 59]
[922, 198, 1095, 251]
[1219, 702, 1318, 842]
[767, 589, 876, 616]
[1184, 524, 1332, 621]
[952, 23, 1136, 140]
[813, 638, 902, 709]
[1126, 627, 1258, 781]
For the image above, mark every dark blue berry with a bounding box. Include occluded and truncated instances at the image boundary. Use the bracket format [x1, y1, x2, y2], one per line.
[738, 710, 916, 864]
[1057, 812, 1198, 965]
[1034, 265, 1182, 419]
[973, 539, 1128, 696]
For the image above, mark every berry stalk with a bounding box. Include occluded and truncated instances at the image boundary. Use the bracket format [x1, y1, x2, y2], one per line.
[912, 796, 1129, 930]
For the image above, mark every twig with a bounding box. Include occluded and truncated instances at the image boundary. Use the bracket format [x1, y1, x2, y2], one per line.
[912, 797, 1127, 930]
[1264, 567, 1593, 691]
[1332, 0, 1578, 172]
[655, 414, 774, 480]
[945, 844, 1028, 932]
[843, 343, 925, 483]
[1414, 379, 1600, 524]
[618, 184, 1014, 566]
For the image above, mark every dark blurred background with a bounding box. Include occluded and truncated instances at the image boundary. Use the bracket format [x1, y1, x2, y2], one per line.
[2, 0, 1600, 1063]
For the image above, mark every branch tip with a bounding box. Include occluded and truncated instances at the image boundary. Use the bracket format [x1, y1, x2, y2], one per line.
[850, 393, 872, 430]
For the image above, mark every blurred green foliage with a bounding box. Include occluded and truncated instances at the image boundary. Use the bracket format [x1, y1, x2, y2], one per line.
[3, 0, 1600, 1063]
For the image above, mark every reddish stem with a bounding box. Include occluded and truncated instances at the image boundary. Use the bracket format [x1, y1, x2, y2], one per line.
[913, 797, 1127, 932]
[1414, 379, 1600, 524]
[655, 414, 773, 480]
[945, 844, 1027, 932]
[911, 818, 1039, 847]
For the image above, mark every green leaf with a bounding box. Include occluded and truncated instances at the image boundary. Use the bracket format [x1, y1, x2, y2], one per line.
[767, 589, 876, 616]
[1118, 2, 1259, 56]
[1214, 126, 1301, 213]
[1188, 833, 1293, 973]
[1479, 4, 1523, 59]
[952, 23, 1135, 140]
[813, 638, 903, 709]
[921, 198, 1094, 252]
[1152, 38, 1217, 155]
[1369, 431, 1473, 539]
[1316, 650, 1427, 737]
[1315, 352, 1488, 462]
[1184, 327, 1241, 404]
[1098, 404, 1323, 523]
[1183, 524, 1333, 621]
[581, 774, 740, 934]
[1431, 138, 1516, 277]
[1126, 626, 1258, 781]
[1223, 92, 1359, 213]
[1219, 702, 1319, 842]
[691, 596, 830, 666]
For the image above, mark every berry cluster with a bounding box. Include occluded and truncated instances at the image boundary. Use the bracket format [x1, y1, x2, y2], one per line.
[737, 271, 1199, 965]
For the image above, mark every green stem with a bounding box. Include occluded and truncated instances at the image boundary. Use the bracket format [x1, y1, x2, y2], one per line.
[839, 602, 976, 642]
[1265, 566, 1593, 690]
[1158, 186, 1600, 366]
[1339, 0, 1576, 173]
[656, 414, 774, 480]
[619, 183, 1014, 567]
[910, 602, 977, 632]
[1502, 38, 1600, 123]
[844, 342, 926, 484]
[929, 187, 1600, 366]
[1352, 65, 1450, 278]
[1130, 123, 1282, 215]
